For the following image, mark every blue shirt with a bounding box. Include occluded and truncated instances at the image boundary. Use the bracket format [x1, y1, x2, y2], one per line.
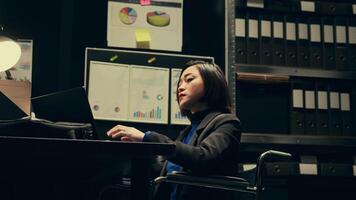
[144, 110, 209, 200]
[166, 120, 200, 200]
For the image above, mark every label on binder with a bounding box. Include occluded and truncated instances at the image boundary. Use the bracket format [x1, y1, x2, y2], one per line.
[301, 1, 315, 12]
[349, 27, 356, 44]
[247, 0, 264, 8]
[340, 93, 350, 111]
[353, 4, 356, 14]
[336, 26, 347, 44]
[248, 19, 259, 38]
[298, 23, 309, 40]
[235, 18, 246, 37]
[261, 20, 271, 37]
[242, 164, 257, 171]
[299, 163, 318, 175]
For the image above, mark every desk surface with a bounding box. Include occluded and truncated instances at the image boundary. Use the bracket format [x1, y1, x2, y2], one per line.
[0, 136, 175, 156]
[0, 136, 175, 180]
[0, 136, 175, 200]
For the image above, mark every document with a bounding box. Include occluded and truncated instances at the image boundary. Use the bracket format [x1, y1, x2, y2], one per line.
[107, 0, 183, 51]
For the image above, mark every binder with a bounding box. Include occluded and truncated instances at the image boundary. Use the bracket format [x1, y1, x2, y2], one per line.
[235, 11, 247, 64]
[259, 13, 273, 65]
[290, 79, 305, 135]
[285, 15, 298, 67]
[272, 14, 285, 66]
[265, 0, 300, 12]
[304, 81, 317, 135]
[335, 17, 348, 70]
[328, 83, 342, 135]
[348, 18, 356, 70]
[236, 0, 247, 8]
[315, 81, 329, 135]
[297, 16, 311, 67]
[247, 13, 260, 64]
[309, 16, 323, 69]
[340, 84, 353, 136]
[322, 17, 336, 70]
[316, 1, 353, 15]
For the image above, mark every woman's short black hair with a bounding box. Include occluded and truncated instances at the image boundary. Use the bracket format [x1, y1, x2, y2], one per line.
[177, 60, 233, 117]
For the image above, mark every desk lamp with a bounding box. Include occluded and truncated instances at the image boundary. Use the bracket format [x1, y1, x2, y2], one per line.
[0, 0, 21, 73]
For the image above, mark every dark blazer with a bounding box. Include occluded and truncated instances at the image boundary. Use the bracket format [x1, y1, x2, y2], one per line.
[145, 111, 241, 200]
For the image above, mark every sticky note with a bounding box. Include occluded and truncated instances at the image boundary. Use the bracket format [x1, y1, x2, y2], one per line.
[148, 57, 156, 63]
[135, 29, 151, 49]
[110, 55, 118, 62]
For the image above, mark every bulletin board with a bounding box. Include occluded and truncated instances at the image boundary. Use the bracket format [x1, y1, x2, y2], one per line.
[107, 0, 183, 52]
[85, 47, 213, 125]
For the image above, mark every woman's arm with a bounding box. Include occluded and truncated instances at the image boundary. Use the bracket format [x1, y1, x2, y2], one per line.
[145, 120, 241, 173]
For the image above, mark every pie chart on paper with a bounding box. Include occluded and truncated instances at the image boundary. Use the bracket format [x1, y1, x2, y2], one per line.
[147, 11, 170, 27]
[119, 7, 137, 25]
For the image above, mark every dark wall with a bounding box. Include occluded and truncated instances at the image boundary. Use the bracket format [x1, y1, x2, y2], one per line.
[5, 0, 225, 97]
[5, 0, 62, 96]
[4, 0, 225, 138]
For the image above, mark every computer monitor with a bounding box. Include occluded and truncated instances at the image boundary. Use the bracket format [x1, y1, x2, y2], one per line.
[0, 91, 28, 120]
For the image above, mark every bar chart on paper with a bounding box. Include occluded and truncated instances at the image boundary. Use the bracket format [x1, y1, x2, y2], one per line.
[133, 106, 162, 119]
[129, 65, 169, 124]
[170, 68, 189, 125]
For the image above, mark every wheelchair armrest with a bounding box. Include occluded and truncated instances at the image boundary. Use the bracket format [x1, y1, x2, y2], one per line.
[154, 171, 255, 193]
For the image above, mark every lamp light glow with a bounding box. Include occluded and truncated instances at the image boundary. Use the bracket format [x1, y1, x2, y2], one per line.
[0, 36, 21, 72]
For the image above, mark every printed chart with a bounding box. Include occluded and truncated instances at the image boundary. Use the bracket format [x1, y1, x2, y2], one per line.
[170, 68, 189, 125]
[128, 65, 169, 124]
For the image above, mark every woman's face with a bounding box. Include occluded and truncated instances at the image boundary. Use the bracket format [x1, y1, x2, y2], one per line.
[177, 65, 206, 113]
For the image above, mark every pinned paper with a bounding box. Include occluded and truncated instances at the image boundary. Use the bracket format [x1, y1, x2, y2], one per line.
[135, 29, 151, 49]
[140, 0, 151, 6]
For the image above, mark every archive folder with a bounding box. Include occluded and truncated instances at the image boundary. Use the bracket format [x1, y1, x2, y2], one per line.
[272, 14, 285, 66]
[297, 16, 310, 67]
[290, 79, 305, 135]
[285, 15, 298, 67]
[316, 1, 353, 15]
[328, 83, 342, 135]
[340, 85, 353, 136]
[304, 81, 317, 135]
[335, 17, 348, 70]
[247, 13, 260, 64]
[348, 18, 356, 70]
[309, 16, 323, 69]
[315, 81, 329, 135]
[322, 17, 336, 70]
[260, 14, 273, 65]
[235, 11, 247, 64]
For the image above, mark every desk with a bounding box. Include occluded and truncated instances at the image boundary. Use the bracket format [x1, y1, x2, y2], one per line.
[0, 136, 175, 200]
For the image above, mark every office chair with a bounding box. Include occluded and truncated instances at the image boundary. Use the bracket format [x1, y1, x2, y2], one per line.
[153, 150, 292, 200]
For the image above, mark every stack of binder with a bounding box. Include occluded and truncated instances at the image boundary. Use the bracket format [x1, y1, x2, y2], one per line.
[234, 0, 356, 71]
[289, 78, 354, 136]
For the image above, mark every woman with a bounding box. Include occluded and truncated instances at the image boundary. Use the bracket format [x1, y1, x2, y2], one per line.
[107, 60, 241, 200]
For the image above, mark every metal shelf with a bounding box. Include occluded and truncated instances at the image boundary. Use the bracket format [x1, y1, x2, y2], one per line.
[240, 133, 356, 154]
[236, 64, 356, 80]
[236, 72, 290, 83]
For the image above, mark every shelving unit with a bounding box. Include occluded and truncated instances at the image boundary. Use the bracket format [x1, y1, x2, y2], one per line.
[226, 0, 356, 144]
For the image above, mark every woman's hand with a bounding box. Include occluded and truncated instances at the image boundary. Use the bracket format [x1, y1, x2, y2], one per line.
[107, 125, 145, 142]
